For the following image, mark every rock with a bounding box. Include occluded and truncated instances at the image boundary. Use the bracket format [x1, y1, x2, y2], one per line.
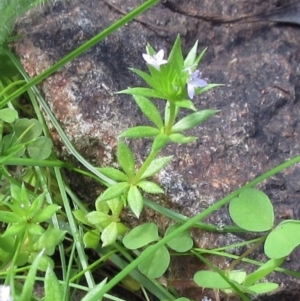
[14, 0, 300, 300]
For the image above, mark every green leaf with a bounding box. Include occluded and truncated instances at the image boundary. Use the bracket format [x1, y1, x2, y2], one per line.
[151, 134, 169, 151]
[244, 258, 284, 287]
[132, 95, 164, 128]
[172, 110, 219, 132]
[83, 230, 100, 249]
[0, 108, 18, 123]
[119, 126, 159, 138]
[97, 167, 128, 182]
[195, 83, 223, 96]
[14, 118, 42, 142]
[129, 68, 161, 91]
[184, 40, 199, 69]
[264, 220, 300, 258]
[141, 156, 172, 179]
[168, 35, 184, 74]
[117, 141, 135, 177]
[127, 186, 144, 218]
[194, 270, 240, 289]
[123, 223, 159, 249]
[138, 245, 170, 278]
[2, 222, 27, 237]
[98, 182, 130, 202]
[165, 224, 193, 252]
[137, 181, 163, 194]
[0, 211, 22, 223]
[45, 266, 64, 301]
[169, 133, 197, 144]
[27, 136, 53, 159]
[229, 188, 274, 232]
[34, 228, 66, 253]
[81, 278, 107, 301]
[73, 209, 91, 226]
[32, 204, 60, 223]
[174, 99, 196, 111]
[247, 283, 279, 294]
[101, 222, 118, 247]
[20, 250, 44, 301]
[86, 211, 111, 227]
[107, 198, 123, 216]
[118, 87, 165, 99]
[194, 47, 207, 66]
[27, 224, 44, 236]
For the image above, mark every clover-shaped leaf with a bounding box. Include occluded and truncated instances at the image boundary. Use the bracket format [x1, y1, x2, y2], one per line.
[123, 223, 159, 249]
[138, 245, 170, 278]
[165, 224, 193, 252]
[229, 188, 274, 232]
[264, 220, 300, 259]
[27, 136, 53, 159]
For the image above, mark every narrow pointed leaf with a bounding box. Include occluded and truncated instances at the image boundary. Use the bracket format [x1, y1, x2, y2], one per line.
[129, 68, 160, 90]
[118, 87, 165, 99]
[45, 266, 63, 301]
[101, 222, 118, 247]
[99, 182, 130, 202]
[151, 134, 169, 151]
[169, 133, 197, 144]
[172, 110, 219, 132]
[244, 258, 284, 287]
[184, 40, 199, 69]
[133, 95, 164, 128]
[195, 47, 207, 65]
[137, 181, 163, 194]
[168, 35, 184, 73]
[174, 99, 196, 110]
[127, 186, 144, 218]
[98, 167, 128, 182]
[117, 142, 135, 177]
[141, 156, 172, 179]
[119, 126, 159, 138]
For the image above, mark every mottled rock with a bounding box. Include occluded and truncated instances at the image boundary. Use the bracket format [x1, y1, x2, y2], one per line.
[14, 0, 300, 300]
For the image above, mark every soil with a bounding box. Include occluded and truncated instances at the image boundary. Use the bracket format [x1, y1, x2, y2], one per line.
[14, 0, 300, 300]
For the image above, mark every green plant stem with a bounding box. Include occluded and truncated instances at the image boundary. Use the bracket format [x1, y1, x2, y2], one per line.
[0, 157, 70, 168]
[132, 149, 159, 184]
[165, 101, 176, 134]
[227, 235, 267, 271]
[144, 197, 245, 233]
[93, 154, 300, 300]
[2, 0, 160, 106]
[193, 249, 300, 278]
[0, 79, 26, 101]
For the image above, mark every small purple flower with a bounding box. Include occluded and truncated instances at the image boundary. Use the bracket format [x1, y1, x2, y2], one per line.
[187, 70, 207, 99]
[142, 49, 168, 71]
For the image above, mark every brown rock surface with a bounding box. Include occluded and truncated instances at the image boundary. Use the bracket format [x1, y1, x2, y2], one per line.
[14, 0, 300, 300]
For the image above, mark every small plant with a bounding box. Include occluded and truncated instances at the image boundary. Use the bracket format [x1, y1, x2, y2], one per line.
[78, 35, 219, 247]
[1, 0, 300, 300]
